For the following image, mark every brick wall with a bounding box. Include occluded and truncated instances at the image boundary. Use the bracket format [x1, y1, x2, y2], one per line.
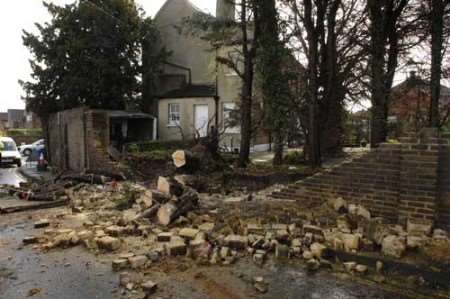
[84, 110, 117, 173]
[271, 132, 450, 228]
[437, 132, 450, 229]
[48, 108, 116, 173]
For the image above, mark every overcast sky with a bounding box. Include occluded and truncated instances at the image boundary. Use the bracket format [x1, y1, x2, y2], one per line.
[0, 0, 216, 112]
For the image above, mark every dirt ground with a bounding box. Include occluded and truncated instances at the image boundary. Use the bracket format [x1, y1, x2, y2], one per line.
[0, 207, 417, 299]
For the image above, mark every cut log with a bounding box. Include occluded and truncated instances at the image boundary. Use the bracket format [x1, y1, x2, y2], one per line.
[157, 189, 199, 226]
[172, 150, 192, 168]
[157, 177, 184, 197]
[172, 150, 201, 173]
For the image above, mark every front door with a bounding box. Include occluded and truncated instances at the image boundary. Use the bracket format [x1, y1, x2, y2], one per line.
[194, 105, 209, 137]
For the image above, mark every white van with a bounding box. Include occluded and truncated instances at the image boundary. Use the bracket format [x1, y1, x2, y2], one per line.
[0, 137, 22, 167]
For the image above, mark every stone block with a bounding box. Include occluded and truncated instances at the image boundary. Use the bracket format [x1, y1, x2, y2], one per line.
[381, 235, 405, 258]
[96, 236, 121, 251]
[157, 232, 172, 242]
[275, 244, 289, 258]
[179, 228, 200, 240]
[310, 243, 327, 258]
[166, 240, 187, 256]
[141, 280, 157, 294]
[224, 235, 248, 250]
[128, 255, 148, 269]
[34, 219, 50, 229]
[112, 259, 128, 271]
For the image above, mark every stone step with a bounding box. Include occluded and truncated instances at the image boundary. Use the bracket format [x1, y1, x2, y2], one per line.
[270, 192, 296, 200]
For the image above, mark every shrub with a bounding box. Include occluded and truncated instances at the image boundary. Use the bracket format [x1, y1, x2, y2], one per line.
[124, 140, 195, 153]
[130, 150, 171, 161]
[6, 129, 43, 137]
[283, 150, 304, 165]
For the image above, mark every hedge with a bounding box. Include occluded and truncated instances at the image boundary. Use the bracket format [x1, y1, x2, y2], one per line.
[124, 140, 196, 153]
[6, 128, 43, 137]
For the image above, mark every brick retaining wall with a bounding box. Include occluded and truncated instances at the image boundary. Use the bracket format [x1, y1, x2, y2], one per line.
[271, 132, 450, 228]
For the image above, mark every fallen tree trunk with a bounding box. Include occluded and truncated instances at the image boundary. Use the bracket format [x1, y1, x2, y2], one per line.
[150, 190, 171, 204]
[85, 169, 126, 181]
[59, 174, 107, 185]
[28, 192, 55, 201]
[174, 175, 207, 192]
[157, 189, 199, 226]
[136, 203, 161, 220]
[157, 177, 184, 197]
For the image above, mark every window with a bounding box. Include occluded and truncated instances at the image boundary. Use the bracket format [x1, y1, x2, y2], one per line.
[223, 102, 240, 133]
[1, 141, 17, 151]
[168, 103, 181, 126]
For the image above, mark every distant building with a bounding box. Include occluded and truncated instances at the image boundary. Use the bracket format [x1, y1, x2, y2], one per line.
[7, 109, 25, 129]
[0, 113, 8, 130]
[389, 72, 450, 133]
[0, 109, 41, 130]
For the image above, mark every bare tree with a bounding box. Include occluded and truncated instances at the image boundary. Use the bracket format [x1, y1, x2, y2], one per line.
[367, 0, 414, 146]
[429, 0, 450, 127]
[282, 0, 367, 165]
[182, 0, 260, 167]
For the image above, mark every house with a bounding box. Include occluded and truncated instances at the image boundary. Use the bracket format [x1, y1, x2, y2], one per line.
[389, 71, 450, 132]
[7, 109, 25, 129]
[0, 113, 8, 130]
[152, 0, 271, 152]
[47, 107, 156, 172]
[0, 109, 41, 130]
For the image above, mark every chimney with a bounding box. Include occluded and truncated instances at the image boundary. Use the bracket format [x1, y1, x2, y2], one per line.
[216, 0, 235, 20]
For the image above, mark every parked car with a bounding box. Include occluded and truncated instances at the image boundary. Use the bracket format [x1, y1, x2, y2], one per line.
[0, 137, 22, 167]
[18, 139, 45, 156]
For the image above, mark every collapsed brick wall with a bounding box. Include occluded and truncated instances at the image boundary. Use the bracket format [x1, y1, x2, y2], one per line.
[84, 110, 116, 173]
[271, 133, 450, 227]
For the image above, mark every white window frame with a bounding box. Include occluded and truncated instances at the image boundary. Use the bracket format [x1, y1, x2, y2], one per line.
[222, 102, 240, 133]
[168, 103, 181, 127]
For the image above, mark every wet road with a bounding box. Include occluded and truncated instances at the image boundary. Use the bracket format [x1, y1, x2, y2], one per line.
[0, 166, 25, 187]
[0, 210, 120, 299]
[0, 211, 409, 299]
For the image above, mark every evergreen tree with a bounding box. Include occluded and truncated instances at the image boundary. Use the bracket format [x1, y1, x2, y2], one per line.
[20, 0, 161, 121]
[255, 0, 290, 165]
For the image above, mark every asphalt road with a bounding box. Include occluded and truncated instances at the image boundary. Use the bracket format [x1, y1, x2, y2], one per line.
[0, 165, 25, 187]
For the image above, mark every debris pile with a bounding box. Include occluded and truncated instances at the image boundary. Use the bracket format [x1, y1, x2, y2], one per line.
[19, 176, 450, 294]
[2, 171, 123, 203]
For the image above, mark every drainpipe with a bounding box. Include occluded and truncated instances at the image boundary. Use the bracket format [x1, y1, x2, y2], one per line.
[153, 117, 158, 140]
[214, 45, 220, 129]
